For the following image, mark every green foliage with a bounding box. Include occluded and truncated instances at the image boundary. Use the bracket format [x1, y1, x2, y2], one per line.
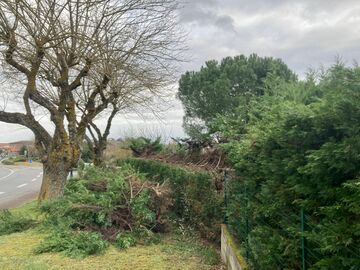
[1, 159, 15, 165]
[0, 210, 35, 235]
[118, 158, 223, 242]
[131, 190, 156, 227]
[114, 232, 136, 249]
[81, 142, 94, 163]
[19, 145, 27, 156]
[2, 156, 28, 165]
[37, 165, 158, 257]
[34, 230, 108, 258]
[178, 54, 297, 138]
[14, 156, 27, 162]
[129, 137, 163, 157]
[224, 64, 360, 269]
[160, 143, 187, 158]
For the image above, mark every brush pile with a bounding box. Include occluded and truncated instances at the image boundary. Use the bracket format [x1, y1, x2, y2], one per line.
[36, 165, 172, 257]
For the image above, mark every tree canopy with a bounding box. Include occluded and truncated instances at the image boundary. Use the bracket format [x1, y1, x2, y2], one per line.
[177, 54, 297, 137]
[224, 63, 360, 269]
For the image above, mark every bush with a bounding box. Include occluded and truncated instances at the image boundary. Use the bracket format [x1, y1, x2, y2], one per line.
[129, 137, 163, 157]
[41, 166, 153, 226]
[160, 143, 187, 158]
[34, 229, 108, 258]
[14, 156, 27, 162]
[118, 158, 223, 242]
[80, 142, 94, 163]
[37, 165, 167, 257]
[0, 210, 35, 235]
[114, 232, 136, 249]
[1, 159, 15, 165]
[224, 64, 360, 269]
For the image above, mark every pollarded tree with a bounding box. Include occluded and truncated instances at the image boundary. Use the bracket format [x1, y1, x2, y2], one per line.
[84, 63, 171, 166]
[0, 0, 182, 200]
[85, 103, 119, 167]
[177, 54, 297, 138]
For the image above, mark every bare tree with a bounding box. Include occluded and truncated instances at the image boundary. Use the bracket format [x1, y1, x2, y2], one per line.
[84, 69, 173, 166]
[0, 0, 183, 200]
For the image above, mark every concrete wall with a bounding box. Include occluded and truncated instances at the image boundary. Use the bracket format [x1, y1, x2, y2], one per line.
[221, 224, 247, 270]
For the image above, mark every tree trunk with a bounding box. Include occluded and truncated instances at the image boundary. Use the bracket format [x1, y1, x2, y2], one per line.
[38, 160, 71, 201]
[93, 151, 104, 167]
[38, 144, 75, 201]
[93, 142, 106, 167]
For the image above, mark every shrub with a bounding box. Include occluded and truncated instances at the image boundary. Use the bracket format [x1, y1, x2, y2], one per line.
[160, 143, 187, 158]
[118, 158, 223, 242]
[1, 159, 14, 165]
[37, 165, 167, 257]
[40, 166, 155, 231]
[14, 156, 27, 162]
[34, 229, 108, 258]
[224, 64, 360, 269]
[114, 232, 136, 249]
[129, 137, 163, 157]
[0, 210, 35, 235]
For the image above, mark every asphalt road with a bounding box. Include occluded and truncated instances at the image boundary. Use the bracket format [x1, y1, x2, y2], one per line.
[0, 165, 43, 209]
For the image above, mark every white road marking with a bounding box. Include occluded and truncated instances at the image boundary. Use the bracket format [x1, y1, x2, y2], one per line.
[17, 183, 28, 188]
[40, 172, 43, 175]
[32, 178, 37, 182]
[0, 192, 5, 195]
[0, 167, 15, 181]
[37, 175, 42, 178]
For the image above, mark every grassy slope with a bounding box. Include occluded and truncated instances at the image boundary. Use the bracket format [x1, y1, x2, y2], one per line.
[0, 202, 221, 270]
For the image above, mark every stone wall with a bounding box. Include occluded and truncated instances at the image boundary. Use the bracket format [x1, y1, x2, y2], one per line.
[221, 224, 247, 270]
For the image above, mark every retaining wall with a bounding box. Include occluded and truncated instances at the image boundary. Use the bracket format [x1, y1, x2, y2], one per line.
[221, 224, 247, 270]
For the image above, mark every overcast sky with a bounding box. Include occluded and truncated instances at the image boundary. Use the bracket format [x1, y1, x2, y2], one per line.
[2, 0, 360, 142]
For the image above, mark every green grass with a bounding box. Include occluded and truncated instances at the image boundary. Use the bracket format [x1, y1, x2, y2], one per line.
[10, 201, 41, 220]
[161, 232, 220, 266]
[0, 202, 222, 270]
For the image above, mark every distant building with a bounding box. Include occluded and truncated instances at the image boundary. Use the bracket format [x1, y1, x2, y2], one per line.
[0, 141, 34, 157]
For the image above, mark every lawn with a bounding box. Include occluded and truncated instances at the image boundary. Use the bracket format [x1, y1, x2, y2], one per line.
[0, 202, 223, 270]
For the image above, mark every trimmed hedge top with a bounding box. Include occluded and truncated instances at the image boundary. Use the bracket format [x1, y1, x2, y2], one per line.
[118, 158, 224, 242]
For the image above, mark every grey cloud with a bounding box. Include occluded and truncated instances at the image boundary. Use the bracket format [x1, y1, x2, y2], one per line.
[217, 0, 359, 16]
[179, 0, 236, 32]
[3, 0, 360, 141]
[180, 0, 360, 76]
[215, 15, 236, 32]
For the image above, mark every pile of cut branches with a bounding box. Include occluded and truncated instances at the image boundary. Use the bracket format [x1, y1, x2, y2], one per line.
[36, 165, 172, 257]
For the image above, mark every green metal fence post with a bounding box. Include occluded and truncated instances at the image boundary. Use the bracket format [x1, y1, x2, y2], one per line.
[301, 208, 307, 270]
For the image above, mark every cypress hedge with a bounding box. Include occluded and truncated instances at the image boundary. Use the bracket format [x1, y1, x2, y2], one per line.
[118, 158, 223, 241]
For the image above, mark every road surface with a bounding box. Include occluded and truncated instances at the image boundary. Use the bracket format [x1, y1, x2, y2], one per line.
[0, 165, 42, 209]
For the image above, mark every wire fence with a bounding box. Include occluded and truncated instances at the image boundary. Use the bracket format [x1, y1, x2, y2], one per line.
[223, 170, 360, 270]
